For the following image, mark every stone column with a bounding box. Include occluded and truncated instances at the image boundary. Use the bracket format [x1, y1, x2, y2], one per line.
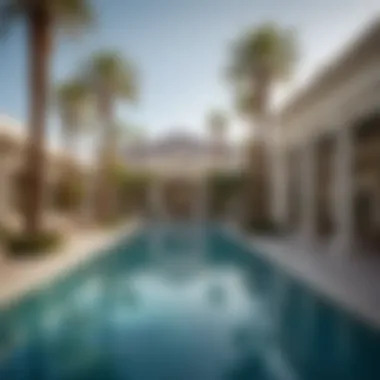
[270, 124, 280, 224]
[271, 145, 288, 230]
[332, 127, 354, 255]
[300, 139, 316, 242]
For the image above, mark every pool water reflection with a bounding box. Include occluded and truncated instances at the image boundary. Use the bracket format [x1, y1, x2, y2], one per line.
[1, 227, 379, 380]
[0, 267, 275, 380]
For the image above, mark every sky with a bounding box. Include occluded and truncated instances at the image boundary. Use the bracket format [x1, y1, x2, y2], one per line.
[0, 0, 379, 150]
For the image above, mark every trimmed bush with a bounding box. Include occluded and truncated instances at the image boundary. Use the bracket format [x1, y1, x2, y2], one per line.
[5, 230, 62, 257]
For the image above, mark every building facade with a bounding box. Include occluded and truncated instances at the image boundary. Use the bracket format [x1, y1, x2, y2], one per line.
[271, 18, 380, 253]
[123, 131, 242, 176]
[123, 131, 244, 219]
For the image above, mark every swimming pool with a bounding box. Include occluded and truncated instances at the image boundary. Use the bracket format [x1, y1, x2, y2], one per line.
[0, 225, 379, 380]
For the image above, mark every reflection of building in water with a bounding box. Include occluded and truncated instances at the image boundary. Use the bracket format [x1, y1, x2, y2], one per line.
[271, 18, 380, 253]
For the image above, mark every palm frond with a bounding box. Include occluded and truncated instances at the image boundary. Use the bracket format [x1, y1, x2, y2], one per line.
[51, 0, 94, 37]
[0, 0, 94, 37]
[85, 51, 138, 102]
[228, 21, 298, 84]
[228, 21, 298, 119]
[55, 78, 92, 132]
[0, 0, 22, 37]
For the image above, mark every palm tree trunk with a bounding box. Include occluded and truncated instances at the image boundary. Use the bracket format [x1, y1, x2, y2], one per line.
[24, 10, 52, 235]
[62, 128, 77, 214]
[97, 94, 115, 222]
[80, 165, 96, 225]
[245, 72, 272, 229]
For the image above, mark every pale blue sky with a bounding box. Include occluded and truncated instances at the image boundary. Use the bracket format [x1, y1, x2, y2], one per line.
[0, 0, 379, 148]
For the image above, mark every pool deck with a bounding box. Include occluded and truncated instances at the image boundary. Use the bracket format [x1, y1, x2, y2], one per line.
[231, 229, 380, 330]
[0, 222, 139, 308]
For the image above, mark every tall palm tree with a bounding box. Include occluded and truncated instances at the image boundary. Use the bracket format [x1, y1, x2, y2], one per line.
[228, 22, 297, 132]
[109, 119, 136, 176]
[235, 89, 261, 124]
[55, 78, 92, 216]
[227, 22, 297, 227]
[84, 51, 138, 221]
[56, 79, 91, 162]
[229, 21, 297, 131]
[109, 119, 139, 219]
[0, 0, 93, 235]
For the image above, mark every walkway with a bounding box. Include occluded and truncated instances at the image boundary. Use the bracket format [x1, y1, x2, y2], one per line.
[0, 222, 139, 308]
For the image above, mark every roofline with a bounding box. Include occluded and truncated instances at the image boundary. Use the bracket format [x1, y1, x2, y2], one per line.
[0, 114, 87, 167]
[280, 15, 380, 119]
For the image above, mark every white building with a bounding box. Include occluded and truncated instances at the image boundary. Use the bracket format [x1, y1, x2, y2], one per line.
[271, 18, 380, 254]
[123, 131, 243, 176]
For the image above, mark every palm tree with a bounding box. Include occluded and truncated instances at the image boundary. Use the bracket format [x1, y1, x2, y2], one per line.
[56, 79, 91, 161]
[84, 51, 138, 222]
[227, 22, 297, 227]
[229, 21, 297, 130]
[109, 119, 138, 219]
[0, 0, 93, 235]
[235, 90, 261, 124]
[55, 78, 92, 216]
[108, 119, 136, 180]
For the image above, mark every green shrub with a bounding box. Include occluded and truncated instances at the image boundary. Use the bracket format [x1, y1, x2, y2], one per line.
[53, 178, 82, 211]
[5, 230, 62, 257]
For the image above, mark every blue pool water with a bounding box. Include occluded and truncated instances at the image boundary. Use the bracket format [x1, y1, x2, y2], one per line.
[0, 225, 379, 380]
